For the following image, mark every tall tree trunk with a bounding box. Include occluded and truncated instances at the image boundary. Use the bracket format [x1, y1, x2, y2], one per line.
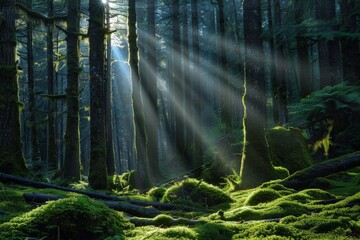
[63, 0, 81, 180]
[273, 0, 288, 124]
[191, 0, 203, 171]
[340, 0, 360, 85]
[27, 0, 41, 171]
[240, 0, 277, 189]
[144, 0, 161, 177]
[47, 0, 57, 171]
[218, 0, 232, 134]
[267, 0, 278, 123]
[0, 0, 28, 175]
[172, 0, 186, 161]
[315, 0, 342, 88]
[88, 0, 108, 189]
[105, 0, 115, 175]
[128, 0, 151, 189]
[182, 0, 193, 166]
[295, 0, 312, 97]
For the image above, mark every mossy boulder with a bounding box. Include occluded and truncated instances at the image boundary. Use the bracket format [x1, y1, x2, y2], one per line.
[147, 186, 166, 201]
[266, 126, 313, 173]
[162, 178, 232, 207]
[244, 188, 282, 206]
[0, 196, 133, 240]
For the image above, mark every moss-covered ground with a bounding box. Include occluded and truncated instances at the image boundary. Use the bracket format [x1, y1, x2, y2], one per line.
[0, 172, 359, 239]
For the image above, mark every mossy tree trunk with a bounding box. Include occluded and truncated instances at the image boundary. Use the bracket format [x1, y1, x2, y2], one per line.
[128, 0, 151, 189]
[63, 0, 80, 180]
[26, 0, 41, 171]
[88, 0, 108, 189]
[0, 0, 28, 175]
[240, 0, 277, 189]
[191, 0, 203, 171]
[47, 0, 57, 171]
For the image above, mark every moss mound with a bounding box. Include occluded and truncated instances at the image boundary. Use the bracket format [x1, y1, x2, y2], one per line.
[147, 186, 167, 201]
[233, 222, 300, 239]
[162, 178, 232, 207]
[0, 196, 133, 240]
[244, 188, 282, 206]
[266, 126, 313, 173]
[129, 226, 198, 240]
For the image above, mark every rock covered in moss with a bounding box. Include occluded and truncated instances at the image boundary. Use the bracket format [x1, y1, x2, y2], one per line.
[147, 187, 167, 201]
[0, 196, 133, 240]
[162, 178, 232, 207]
[244, 188, 282, 206]
[266, 126, 313, 173]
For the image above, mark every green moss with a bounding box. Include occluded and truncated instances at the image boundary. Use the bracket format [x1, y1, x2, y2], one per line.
[274, 166, 290, 179]
[195, 222, 238, 240]
[153, 214, 174, 226]
[244, 188, 282, 206]
[233, 222, 300, 239]
[162, 178, 232, 207]
[0, 196, 133, 239]
[266, 127, 313, 173]
[147, 187, 166, 201]
[128, 226, 198, 240]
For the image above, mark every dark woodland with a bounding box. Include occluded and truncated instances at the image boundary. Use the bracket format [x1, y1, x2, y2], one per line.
[0, 0, 360, 239]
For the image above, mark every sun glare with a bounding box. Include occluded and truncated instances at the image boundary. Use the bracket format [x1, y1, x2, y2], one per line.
[102, 0, 107, 4]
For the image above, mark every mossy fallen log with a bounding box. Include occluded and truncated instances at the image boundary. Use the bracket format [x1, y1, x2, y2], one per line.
[129, 214, 206, 227]
[23, 193, 161, 218]
[280, 151, 360, 190]
[0, 172, 205, 212]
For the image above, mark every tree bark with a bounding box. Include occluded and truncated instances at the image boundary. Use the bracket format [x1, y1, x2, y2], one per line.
[340, 0, 360, 85]
[128, 0, 151, 189]
[88, 0, 108, 189]
[64, 0, 81, 180]
[218, 0, 232, 134]
[191, 0, 203, 172]
[143, 0, 161, 177]
[280, 152, 360, 190]
[240, 0, 277, 189]
[315, 0, 342, 88]
[0, 0, 28, 175]
[47, 0, 57, 171]
[273, 0, 288, 124]
[26, 0, 42, 171]
[294, 0, 312, 97]
[105, 0, 116, 175]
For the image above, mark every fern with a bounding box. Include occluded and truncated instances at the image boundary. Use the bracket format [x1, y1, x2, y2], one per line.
[289, 82, 360, 158]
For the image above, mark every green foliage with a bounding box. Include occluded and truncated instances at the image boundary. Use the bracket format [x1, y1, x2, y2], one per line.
[162, 178, 233, 207]
[147, 186, 166, 201]
[244, 188, 282, 206]
[0, 196, 133, 240]
[289, 82, 360, 158]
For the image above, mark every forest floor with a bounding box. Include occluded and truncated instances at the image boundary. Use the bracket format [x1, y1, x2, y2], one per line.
[0, 166, 360, 240]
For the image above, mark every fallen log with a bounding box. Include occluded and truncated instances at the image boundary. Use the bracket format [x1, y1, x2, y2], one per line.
[129, 216, 206, 227]
[23, 193, 161, 218]
[0, 172, 206, 213]
[280, 151, 360, 190]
